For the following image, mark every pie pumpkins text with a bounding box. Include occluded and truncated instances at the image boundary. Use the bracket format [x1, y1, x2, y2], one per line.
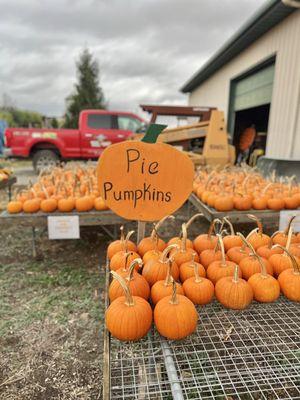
[97, 134, 194, 221]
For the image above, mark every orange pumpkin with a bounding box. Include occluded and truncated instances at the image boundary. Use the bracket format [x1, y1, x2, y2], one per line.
[40, 198, 57, 213]
[7, 200, 23, 214]
[272, 216, 297, 246]
[94, 196, 109, 211]
[23, 198, 41, 213]
[193, 219, 219, 253]
[269, 226, 297, 276]
[256, 232, 283, 259]
[151, 259, 184, 305]
[207, 235, 242, 285]
[137, 216, 172, 256]
[222, 217, 242, 251]
[110, 250, 140, 272]
[168, 213, 202, 249]
[182, 261, 214, 305]
[75, 195, 94, 212]
[214, 194, 234, 212]
[107, 227, 137, 260]
[237, 233, 273, 279]
[227, 245, 251, 264]
[277, 246, 300, 302]
[142, 244, 180, 286]
[246, 215, 270, 250]
[109, 259, 150, 301]
[215, 265, 253, 310]
[57, 197, 75, 212]
[248, 256, 280, 303]
[154, 280, 198, 340]
[106, 271, 152, 341]
[170, 224, 199, 266]
[179, 254, 206, 282]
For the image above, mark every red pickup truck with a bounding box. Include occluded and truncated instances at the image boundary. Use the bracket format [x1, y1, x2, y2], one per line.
[4, 110, 146, 171]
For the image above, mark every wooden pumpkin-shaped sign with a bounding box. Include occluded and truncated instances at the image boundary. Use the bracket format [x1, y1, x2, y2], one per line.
[97, 125, 194, 221]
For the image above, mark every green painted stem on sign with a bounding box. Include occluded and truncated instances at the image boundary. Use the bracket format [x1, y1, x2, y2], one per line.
[141, 123, 167, 143]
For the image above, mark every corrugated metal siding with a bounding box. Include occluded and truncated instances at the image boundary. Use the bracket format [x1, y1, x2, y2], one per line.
[188, 10, 300, 159]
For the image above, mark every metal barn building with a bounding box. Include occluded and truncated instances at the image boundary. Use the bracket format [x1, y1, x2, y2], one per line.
[181, 0, 300, 161]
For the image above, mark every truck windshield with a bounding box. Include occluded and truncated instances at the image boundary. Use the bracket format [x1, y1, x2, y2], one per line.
[87, 114, 112, 129]
[117, 116, 142, 133]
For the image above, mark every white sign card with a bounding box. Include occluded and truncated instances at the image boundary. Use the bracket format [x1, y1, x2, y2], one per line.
[279, 210, 300, 231]
[48, 216, 80, 240]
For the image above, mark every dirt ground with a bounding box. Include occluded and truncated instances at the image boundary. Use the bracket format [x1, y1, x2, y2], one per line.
[0, 161, 106, 399]
[0, 161, 210, 399]
[0, 222, 108, 400]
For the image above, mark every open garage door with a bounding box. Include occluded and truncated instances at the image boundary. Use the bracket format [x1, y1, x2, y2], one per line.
[228, 60, 275, 163]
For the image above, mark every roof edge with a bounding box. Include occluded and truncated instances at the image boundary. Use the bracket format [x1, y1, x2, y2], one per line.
[181, 0, 296, 93]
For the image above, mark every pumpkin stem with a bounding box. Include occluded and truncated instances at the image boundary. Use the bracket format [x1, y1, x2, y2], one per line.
[273, 245, 300, 275]
[159, 244, 179, 263]
[193, 254, 202, 283]
[169, 278, 179, 305]
[42, 185, 49, 199]
[110, 271, 135, 306]
[247, 214, 263, 235]
[286, 224, 293, 251]
[246, 227, 259, 242]
[124, 230, 135, 251]
[262, 182, 273, 195]
[284, 215, 296, 236]
[213, 239, 220, 253]
[164, 259, 173, 286]
[237, 232, 256, 255]
[223, 216, 235, 236]
[251, 253, 268, 277]
[29, 180, 37, 198]
[268, 232, 277, 249]
[127, 258, 143, 281]
[185, 213, 203, 230]
[216, 234, 226, 267]
[232, 265, 240, 283]
[120, 252, 132, 272]
[119, 225, 125, 242]
[181, 223, 187, 252]
[208, 218, 222, 238]
[150, 215, 174, 241]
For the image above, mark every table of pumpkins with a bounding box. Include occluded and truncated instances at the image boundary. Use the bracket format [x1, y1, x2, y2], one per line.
[105, 214, 300, 342]
[193, 166, 300, 212]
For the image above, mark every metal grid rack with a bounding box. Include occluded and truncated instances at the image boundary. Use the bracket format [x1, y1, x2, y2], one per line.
[103, 270, 300, 400]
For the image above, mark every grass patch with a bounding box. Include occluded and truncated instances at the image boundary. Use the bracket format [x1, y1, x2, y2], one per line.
[0, 261, 104, 337]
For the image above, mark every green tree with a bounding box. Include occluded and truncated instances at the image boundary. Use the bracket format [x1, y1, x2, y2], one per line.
[0, 107, 43, 127]
[64, 48, 106, 128]
[51, 117, 59, 128]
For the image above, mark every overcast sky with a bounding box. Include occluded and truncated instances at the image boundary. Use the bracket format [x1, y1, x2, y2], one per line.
[0, 0, 266, 117]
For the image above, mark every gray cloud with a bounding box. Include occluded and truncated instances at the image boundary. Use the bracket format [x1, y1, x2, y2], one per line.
[0, 0, 266, 117]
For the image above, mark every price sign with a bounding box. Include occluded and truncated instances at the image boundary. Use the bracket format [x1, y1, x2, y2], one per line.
[97, 124, 194, 221]
[279, 210, 300, 231]
[48, 216, 80, 240]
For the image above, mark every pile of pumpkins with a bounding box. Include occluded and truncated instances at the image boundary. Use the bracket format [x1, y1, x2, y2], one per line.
[105, 214, 300, 342]
[6, 165, 109, 214]
[193, 167, 300, 211]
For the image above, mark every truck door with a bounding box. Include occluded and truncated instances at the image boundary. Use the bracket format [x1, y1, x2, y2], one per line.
[80, 113, 120, 158]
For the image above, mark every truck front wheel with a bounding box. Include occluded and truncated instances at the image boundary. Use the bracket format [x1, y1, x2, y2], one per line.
[33, 150, 60, 173]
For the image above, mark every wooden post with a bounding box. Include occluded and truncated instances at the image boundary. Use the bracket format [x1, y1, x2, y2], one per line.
[137, 221, 146, 243]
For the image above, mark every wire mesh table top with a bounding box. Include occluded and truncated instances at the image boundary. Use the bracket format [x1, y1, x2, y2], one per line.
[108, 297, 300, 400]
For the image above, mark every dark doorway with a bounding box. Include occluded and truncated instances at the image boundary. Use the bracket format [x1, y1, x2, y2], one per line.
[233, 103, 270, 163]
